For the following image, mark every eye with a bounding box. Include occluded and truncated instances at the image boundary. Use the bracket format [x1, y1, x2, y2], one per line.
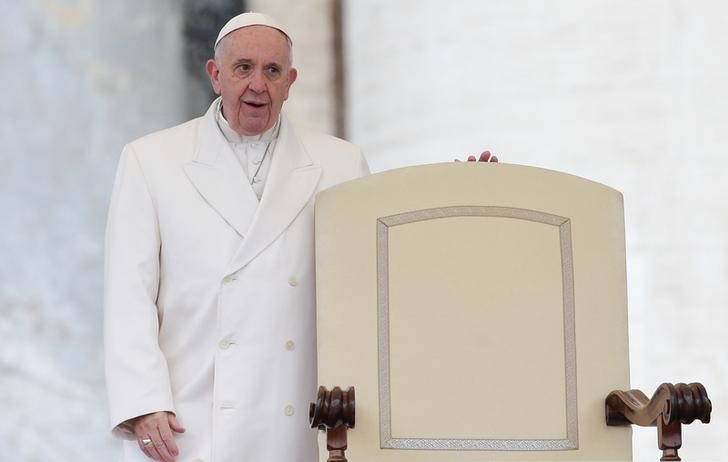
[235, 62, 252, 74]
[265, 65, 281, 78]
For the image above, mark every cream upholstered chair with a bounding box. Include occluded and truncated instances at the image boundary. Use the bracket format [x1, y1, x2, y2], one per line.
[309, 163, 710, 462]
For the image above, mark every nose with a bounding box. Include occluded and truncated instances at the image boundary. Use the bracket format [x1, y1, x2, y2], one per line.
[248, 70, 267, 93]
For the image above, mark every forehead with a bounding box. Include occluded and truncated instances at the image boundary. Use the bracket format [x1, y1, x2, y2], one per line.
[218, 25, 291, 62]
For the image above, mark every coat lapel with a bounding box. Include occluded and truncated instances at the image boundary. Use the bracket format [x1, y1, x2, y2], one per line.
[183, 101, 259, 238]
[228, 115, 322, 273]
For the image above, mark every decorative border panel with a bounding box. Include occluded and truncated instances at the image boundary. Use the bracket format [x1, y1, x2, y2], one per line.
[376, 206, 577, 451]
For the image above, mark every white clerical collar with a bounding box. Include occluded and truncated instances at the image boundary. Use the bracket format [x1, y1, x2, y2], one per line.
[215, 99, 280, 145]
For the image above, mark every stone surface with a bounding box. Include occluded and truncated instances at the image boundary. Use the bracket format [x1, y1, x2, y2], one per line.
[0, 1, 188, 460]
[248, 0, 338, 135]
[345, 1, 726, 460]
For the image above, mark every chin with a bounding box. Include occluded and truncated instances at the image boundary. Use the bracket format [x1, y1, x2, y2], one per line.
[240, 119, 273, 136]
[238, 124, 267, 136]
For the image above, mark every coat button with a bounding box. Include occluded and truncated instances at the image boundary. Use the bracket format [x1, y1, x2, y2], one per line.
[223, 274, 237, 284]
[220, 400, 235, 409]
[285, 340, 295, 351]
[219, 339, 232, 350]
[284, 404, 295, 416]
[288, 276, 298, 287]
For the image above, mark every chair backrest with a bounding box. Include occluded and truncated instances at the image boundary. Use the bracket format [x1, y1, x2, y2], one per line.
[315, 163, 632, 461]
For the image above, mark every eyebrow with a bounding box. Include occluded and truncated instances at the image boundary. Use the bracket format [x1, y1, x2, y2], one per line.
[232, 58, 284, 68]
[233, 58, 252, 67]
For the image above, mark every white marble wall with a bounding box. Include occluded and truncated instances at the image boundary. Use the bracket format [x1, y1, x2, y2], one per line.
[0, 1, 187, 460]
[248, 0, 339, 135]
[345, 1, 726, 460]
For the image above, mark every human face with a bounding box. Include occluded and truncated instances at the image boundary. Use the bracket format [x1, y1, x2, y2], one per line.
[206, 26, 297, 136]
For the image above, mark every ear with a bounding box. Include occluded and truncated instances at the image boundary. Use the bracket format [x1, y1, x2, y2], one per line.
[283, 67, 298, 100]
[206, 59, 222, 95]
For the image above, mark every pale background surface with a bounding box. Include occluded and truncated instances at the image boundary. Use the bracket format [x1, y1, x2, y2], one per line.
[344, 2, 726, 461]
[0, 0, 724, 460]
[1, 1, 187, 460]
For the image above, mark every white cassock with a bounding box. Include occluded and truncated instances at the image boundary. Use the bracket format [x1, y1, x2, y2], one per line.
[104, 98, 369, 462]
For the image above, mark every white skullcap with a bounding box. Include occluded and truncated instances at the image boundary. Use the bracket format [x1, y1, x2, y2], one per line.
[214, 12, 292, 48]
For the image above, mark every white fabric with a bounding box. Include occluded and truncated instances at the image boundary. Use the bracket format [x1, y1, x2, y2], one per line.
[214, 99, 279, 199]
[104, 97, 369, 462]
[215, 12, 291, 48]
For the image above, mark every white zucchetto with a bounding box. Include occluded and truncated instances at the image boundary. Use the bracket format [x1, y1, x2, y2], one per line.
[215, 12, 292, 48]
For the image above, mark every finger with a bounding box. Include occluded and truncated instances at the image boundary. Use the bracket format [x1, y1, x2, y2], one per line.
[454, 159, 461, 162]
[147, 445, 163, 461]
[140, 439, 162, 460]
[168, 415, 186, 434]
[159, 424, 180, 457]
[150, 427, 176, 462]
[479, 151, 491, 162]
[467, 155, 477, 162]
[490, 155, 498, 163]
[137, 439, 155, 460]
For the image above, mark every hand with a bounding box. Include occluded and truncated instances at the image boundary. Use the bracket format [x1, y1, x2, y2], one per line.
[454, 150, 498, 163]
[132, 411, 186, 462]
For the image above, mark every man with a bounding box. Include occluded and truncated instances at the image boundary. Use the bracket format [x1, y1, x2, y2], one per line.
[104, 12, 368, 462]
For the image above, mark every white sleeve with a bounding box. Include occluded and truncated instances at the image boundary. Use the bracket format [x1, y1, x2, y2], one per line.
[103, 144, 175, 439]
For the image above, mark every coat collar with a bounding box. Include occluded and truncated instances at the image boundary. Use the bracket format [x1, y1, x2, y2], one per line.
[183, 100, 259, 237]
[183, 98, 322, 273]
[227, 109, 322, 273]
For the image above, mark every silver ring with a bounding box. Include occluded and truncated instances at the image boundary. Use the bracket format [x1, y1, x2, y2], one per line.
[141, 437, 153, 446]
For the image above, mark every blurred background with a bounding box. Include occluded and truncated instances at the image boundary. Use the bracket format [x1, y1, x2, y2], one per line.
[1, 0, 725, 460]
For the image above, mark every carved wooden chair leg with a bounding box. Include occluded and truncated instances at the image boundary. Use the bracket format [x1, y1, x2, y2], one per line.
[605, 382, 711, 461]
[310, 386, 355, 462]
[658, 418, 682, 461]
[325, 424, 349, 462]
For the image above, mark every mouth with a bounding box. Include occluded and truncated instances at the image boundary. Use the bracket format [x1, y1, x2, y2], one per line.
[243, 101, 267, 109]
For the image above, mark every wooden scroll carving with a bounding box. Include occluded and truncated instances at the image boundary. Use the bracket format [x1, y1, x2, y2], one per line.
[605, 382, 711, 461]
[310, 386, 355, 462]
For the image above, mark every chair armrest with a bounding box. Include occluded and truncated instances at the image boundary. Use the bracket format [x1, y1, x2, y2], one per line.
[605, 382, 711, 461]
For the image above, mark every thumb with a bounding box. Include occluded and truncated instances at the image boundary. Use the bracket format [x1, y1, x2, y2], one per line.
[167, 414, 186, 433]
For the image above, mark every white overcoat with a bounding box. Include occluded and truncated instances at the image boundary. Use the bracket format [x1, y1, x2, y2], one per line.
[104, 100, 369, 462]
